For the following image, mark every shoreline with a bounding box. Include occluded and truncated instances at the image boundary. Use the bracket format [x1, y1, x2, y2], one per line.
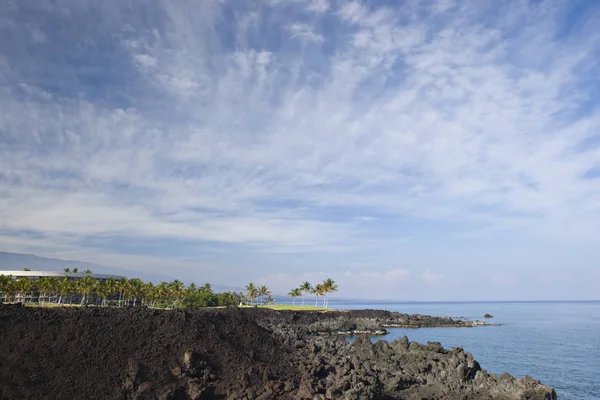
[250, 307, 497, 336]
[0, 304, 555, 399]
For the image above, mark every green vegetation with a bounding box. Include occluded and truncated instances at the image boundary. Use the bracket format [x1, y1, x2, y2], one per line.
[299, 281, 312, 306]
[258, 304, 326, 311]
[0, 272, 242, 308]
[241, 278, 338, 309]
[181, 283, 244, 308]
[0, 272, 340, 310]
[289, 278, 338, 309]
[245, 282, 259, 305]
[287, 288, 302, 305]
[258, 285, 271, 304]
[244, 283, 275, 306]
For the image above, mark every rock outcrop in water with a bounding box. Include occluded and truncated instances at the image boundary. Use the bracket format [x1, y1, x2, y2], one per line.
[0, 305, 555, 400]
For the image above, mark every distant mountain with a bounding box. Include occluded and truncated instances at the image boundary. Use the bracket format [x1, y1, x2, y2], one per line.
[0, 251, 171, 283]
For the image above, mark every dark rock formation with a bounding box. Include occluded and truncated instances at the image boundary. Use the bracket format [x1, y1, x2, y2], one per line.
[252, 308, 476, 336]
[484, 314, 494, 319]
[0, 304, 555, 399]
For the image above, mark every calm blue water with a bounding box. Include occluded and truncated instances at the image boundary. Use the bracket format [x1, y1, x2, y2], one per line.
[332, 300, 600, 400]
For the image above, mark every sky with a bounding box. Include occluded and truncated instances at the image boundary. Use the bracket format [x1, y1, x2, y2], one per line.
[1, 0, 600, 301]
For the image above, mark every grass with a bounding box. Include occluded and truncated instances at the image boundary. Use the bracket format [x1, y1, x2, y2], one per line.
[23, 302, 81, 307]
[8, 302, 332, 311]
[253, 304, 329, 311]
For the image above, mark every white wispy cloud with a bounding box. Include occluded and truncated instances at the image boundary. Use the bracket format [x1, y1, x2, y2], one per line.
[258, 268, 411, 299]
[420, 270, 445, 285]
[288, 23, 325, 42]
[1, 0, 600, 297]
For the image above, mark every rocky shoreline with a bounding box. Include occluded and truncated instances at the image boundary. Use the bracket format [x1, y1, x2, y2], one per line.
[0, 305, 555, 399]
[252, 308, 496, 336]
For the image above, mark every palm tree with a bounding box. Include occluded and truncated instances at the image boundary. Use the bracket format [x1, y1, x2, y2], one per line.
[73, 268, 79, 274]
[258, 285, 270, 304]
[141, 282, 154, 307]
[145, 283, 156, 308]
[57, 278, 72, 305]
[322, 278, 338, 309]
[78, 276, 97, 306]
[0, 274, 13, 302]
[287, 288, 302, 306]
[154, 282, 169, 308]
[105, 278, 116, 305]
[14, 278, 32, 303]
[245, 283, 258, 305]
[96, 280, 106, 306]
[199, 283, 212, 293]
[128, 278, 144, 307]
[37, 277, 52, 306]
[0, 275, 6, 301]
[2, 278, 17, 303]
[84, 269, 92, 275]
[96, 279, 115, 306]
[187, 283, 198, 297]
[115, 278, 128, 306]
[313, 283, 325, 307]
[299, 281, 312, 306]
[169, 280, 185, 308]
[30, 278, 39, 303]
[47, 277, 59, 304]
[63, 268, 70, 275]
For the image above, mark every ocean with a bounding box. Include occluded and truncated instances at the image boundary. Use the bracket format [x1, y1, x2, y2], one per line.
[332, 300, 600, 400]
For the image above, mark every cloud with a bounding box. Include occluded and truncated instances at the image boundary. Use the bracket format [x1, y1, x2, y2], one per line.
[29, 27, 46, 43]
[133, 54, 157, 68]
[288, 23, 324, 42]
[1, 1, 600, 299]
[306, 0, 329, 14]
[344, 269, 410, 284]
[420, 270, 445, 285]
[257, 268, 411, 299]
[268, 0, 329, 14]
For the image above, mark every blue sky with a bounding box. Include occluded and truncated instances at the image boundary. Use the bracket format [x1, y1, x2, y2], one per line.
[1, 0, 600, 300]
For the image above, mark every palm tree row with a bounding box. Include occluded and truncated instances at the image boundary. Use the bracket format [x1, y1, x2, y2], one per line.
[288, 279, 338, 308]
[0, 273, 240, 308]
[1, 272, 338, 309]
[244, 283, 274, 305]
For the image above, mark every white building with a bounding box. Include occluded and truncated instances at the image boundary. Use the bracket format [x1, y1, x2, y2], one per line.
[0, 270, 125, 281]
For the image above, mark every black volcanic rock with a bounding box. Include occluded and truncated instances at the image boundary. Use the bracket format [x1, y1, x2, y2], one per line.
[0, 305, 555, 399]
[249, 308, 474, 336]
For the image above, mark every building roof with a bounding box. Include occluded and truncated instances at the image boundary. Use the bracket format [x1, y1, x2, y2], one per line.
[0, 270, 126, 280]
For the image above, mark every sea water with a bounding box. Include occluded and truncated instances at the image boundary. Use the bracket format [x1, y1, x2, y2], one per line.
[333, 300, 600, 400]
